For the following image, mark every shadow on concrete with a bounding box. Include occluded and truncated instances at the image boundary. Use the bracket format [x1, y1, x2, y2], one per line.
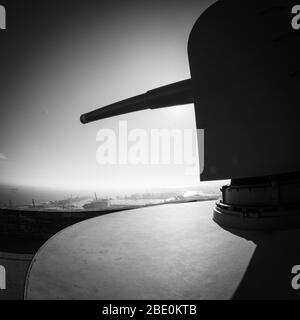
[224, 228, 300, 300]
[0, 236, 45, 254]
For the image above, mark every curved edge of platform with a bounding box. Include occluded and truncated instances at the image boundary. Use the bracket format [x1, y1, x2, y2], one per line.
[23, 209, 123, 300]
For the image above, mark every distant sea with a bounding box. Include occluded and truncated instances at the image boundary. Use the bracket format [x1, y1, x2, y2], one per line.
[0, 184, 89, 207]
[0, 180, 226, 208]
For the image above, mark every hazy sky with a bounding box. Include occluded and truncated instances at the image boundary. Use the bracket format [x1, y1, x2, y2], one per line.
[0, 0, 216, 191]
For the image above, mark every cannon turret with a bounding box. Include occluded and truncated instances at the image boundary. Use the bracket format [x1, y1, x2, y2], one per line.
[81, 0, 300, 230]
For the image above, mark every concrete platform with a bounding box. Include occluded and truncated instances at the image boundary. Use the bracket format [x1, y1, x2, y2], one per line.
[25, 201, 300, 299]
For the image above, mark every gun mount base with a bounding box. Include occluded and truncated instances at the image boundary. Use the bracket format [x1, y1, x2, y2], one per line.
[213, 172, 300, 231]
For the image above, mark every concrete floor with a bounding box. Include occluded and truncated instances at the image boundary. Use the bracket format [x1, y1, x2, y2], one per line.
[25, 200, 300, 299]
[24, 201, 254, 299]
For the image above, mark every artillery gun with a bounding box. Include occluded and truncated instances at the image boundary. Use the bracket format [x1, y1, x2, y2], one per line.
[25, 0, 300, 300]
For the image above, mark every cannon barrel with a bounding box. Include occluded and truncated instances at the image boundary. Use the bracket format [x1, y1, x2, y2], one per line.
[80, 79, 193, 124]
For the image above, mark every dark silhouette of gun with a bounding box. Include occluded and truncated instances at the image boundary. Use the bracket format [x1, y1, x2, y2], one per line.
[80, 79, 193, 124]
